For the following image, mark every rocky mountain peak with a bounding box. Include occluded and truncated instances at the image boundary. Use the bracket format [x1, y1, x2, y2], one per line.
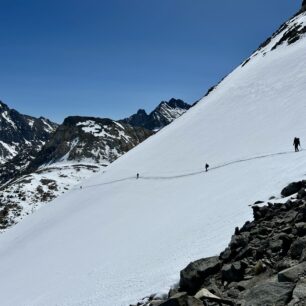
[0, 101, 57, 165]
[121, 98, 191, 131]
[136, 109, 147, 116]
[166, 98, 190, 109]
[0, 100, 9, 110]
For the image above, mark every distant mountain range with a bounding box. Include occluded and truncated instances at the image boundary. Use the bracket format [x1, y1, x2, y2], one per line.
[0, 97, 191, 230]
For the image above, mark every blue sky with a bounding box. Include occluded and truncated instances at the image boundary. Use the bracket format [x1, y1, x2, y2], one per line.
[0, 0, 301, 123]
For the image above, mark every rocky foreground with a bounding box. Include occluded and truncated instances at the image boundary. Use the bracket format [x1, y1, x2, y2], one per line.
[133, 181, 306, 306]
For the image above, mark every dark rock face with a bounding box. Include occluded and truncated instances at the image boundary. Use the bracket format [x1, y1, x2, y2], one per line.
[121, 98, 191, 131]
[133, 181, 306, 306]
[302, 0, 306, 11]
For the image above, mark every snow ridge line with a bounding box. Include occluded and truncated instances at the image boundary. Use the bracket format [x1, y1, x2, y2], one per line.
[72, 150, 304, 190]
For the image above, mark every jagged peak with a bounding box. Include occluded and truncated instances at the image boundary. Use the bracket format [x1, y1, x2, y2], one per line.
[136, 109, 147, 116]
[62, 116, 114, 127]
[157, 98, 190, 111]
[0, 100, 9, 110]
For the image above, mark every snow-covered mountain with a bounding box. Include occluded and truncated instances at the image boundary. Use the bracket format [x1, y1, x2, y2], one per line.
[27, 116, 153, 169]
[121, 98, 191, 131]
[0, 116, 152, 229]
[0, 4, 306, 306]
[0, 101, 57, 165]
[0, 101, 58, 187]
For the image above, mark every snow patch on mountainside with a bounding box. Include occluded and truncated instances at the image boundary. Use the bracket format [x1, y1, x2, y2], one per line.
[0, 162, 102, 230]
[1, 111, 17, 130]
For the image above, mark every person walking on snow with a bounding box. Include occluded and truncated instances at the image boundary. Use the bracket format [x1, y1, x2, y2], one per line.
[293, 137, 301, 152]
[136, 173, 140, 179]
[205, 163, 210, 172]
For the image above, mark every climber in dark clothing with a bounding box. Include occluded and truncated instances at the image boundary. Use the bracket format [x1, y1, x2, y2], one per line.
[205, 163, 209, 172]
[136, 173, 140, 179]
[293, 137, 301, 152]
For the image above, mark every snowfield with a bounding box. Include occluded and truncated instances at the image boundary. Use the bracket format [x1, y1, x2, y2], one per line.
[0, 10, 306, 306]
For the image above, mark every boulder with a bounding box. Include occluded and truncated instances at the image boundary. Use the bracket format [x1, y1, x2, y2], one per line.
[278, 262, 306, 282]
[281, 181, 304, 197]
[179, 256, 220, 294]
[242, 281, 295, 306]
[220, 247, 232, 262]
[291, 278, 306, 302]
[194, 288, 220, 300]
[288, 237, 306, 260]
[295, 222, 306, 236]
[159, 293, 202, 306]
[229, 232, 250, 249]
[195, 288, 234, 305]
[269, 239, 283, 253]
[221, 261, 246, 283]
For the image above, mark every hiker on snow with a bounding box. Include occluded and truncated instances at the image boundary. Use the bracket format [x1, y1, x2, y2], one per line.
[136, 173, 140, 179]
[205, 163, 209, 172]
[293, 137, 301, 152]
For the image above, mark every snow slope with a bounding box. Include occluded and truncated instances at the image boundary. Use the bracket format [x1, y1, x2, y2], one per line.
[1, 10, 306, 306]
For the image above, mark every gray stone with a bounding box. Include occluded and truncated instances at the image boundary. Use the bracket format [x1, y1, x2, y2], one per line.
[281, 182, 304, 197]
[269, 239, 283, 253]
[243, 281, 295, 306]
[179, 256, 220, 294]
[295, 222, 306, 236]
[160, 292, 203, 306]
[292, 278, 306, 300]
[278, 262, 306, 282]
[289, 237, 306, 260]
[221, 261, 246, 283]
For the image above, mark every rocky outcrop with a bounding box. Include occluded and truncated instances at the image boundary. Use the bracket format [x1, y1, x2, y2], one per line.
[131, 180, 306, 306]
[121, 98, 191, 131]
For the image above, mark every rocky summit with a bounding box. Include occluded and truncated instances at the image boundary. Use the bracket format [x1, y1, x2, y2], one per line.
[121, 98, 191, 131]
[133, 181, 306, 306]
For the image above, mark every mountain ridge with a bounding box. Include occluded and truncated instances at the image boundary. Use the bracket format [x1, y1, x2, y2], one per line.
[121, 98, 191, 131]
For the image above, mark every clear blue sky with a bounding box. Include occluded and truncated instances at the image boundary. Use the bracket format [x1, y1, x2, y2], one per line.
[0, 0, 301, 123]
